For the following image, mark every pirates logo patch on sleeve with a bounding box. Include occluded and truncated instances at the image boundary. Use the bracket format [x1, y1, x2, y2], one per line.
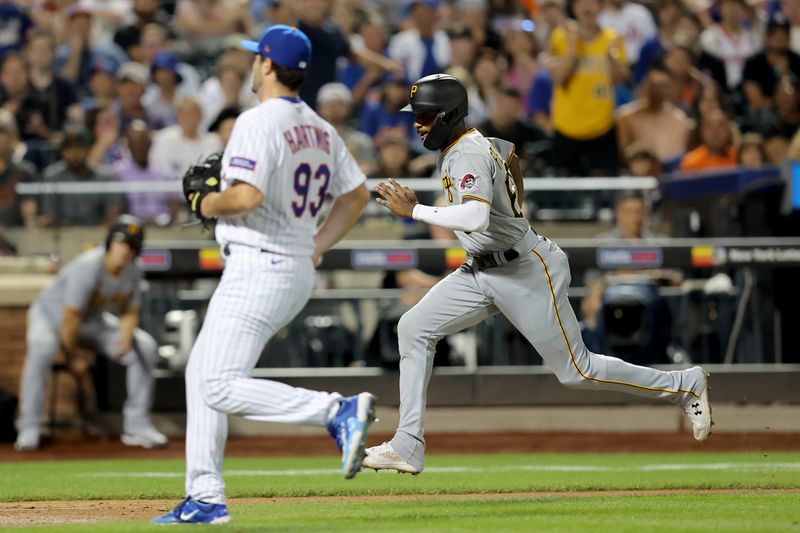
[459, 173, 478, 191]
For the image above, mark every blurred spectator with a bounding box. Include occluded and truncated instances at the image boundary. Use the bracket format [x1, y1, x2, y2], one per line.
[661, 43, 703, 114]
[199, 61, 248, 132]
[699, 0, 757, 89]
[454, 0, 501, 50]
[359, 78, 415, 149]
[317, 82, 378, 176]
[548, 0, 628, 175]
[173, 0, 253, 53]
[113, 0, 168, 61]
[255, 0, 294, 28]
[597, 190, 656, 239]
[79, 0, 134, 46]
[54, 5, 127, 88]
[376, 135, 411, 177]
[340, 15, 391, 106]
[41, 124, 123, 226]
[445, 65, 488, 126]
[0, 0, 32, 59]
[692, 78, 732, 118]
[758, 76, 800, 142]
[330, 0, 358, 38]
[598, 0, 657, 65]
[207, 106, 239, 148]
[0, 52, 52, 141]
[578, 275, 609, 354]
[298, 0, 398, 108]
[670, 12, 727, 89]
[527, 59, 555, 134]
[781, 0, 800, 54]
[634, 0, 686, 85]
[138, 23, 201, 93]
[616, 61, 692, 162]
[198, 36, 258, 130]
[0, 109, 36, 228]
[477, 87, 545, 161]
[679, 109, 737, 172]
[81, 57, 118, 110]
[737, 132, 767, 167]
[472, 48, 503, 116]
[114, 120, 179, 224]
[742, 15, 800, 112]
[142, 50, 185, 130]
[624, 142, 663, 177]
[115, 62, 155, 133]
[86, 104, 122, 167]
[534, 0, 568, 51]
[387, 0, 451, 82]
[149, 96, 221, 179]
[24, 30, 77, 135]
[594, 191, 677, 365]
[448, 25, 477, 71]
[501, 20, 539, 100]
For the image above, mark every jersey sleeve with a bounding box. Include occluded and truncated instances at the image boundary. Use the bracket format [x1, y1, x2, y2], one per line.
[125, 269, 143, 310]
[63, 255, 100, 312]
[448, 149, 494, 206]
[329, 131, 367, 197]
[221, 111, 271, 194]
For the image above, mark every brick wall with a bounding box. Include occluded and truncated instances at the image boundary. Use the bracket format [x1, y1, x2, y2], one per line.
[0, 307, 81, 419]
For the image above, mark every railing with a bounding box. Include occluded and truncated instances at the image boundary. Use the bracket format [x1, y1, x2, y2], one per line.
[15, 176, 659, 195]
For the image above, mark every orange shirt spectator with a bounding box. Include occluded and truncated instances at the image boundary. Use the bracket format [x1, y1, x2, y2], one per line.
[679, 110, 737, 172]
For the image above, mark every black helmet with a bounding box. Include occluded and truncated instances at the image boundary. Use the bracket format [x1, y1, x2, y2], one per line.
[105, 214, 144, 256]
[400, 74, 468, 150]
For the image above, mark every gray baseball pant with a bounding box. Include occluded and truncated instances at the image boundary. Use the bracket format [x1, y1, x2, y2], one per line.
[390, 234, 705, 471]
[17, 306, 159, 435]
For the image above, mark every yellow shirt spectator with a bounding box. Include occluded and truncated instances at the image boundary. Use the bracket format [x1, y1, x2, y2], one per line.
[549, 27, 624, 140]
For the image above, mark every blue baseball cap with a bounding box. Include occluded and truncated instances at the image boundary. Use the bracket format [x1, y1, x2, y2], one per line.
[240, 25, 312, 70]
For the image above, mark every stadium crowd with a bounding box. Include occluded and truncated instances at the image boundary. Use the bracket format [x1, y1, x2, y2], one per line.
[0, 0, 798, 229]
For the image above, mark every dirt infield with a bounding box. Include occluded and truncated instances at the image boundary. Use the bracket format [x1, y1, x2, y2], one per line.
[2, 489, 798, 526]
[2, 431, 800, 462]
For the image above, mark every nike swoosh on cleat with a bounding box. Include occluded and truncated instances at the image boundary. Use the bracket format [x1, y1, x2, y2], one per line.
[271, 258, 285, 265]
[179, 509, 200, 521]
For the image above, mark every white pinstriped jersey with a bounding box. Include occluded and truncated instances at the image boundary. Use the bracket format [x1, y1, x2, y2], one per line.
[436, 129, 529, 255]
[214, 97, 366, 256]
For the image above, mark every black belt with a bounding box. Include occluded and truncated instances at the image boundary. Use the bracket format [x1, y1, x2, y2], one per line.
[472, 249, 520, 269]
[222, 243, 273, 257]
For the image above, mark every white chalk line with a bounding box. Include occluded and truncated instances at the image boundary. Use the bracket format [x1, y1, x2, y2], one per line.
[79, 462, 800, 479]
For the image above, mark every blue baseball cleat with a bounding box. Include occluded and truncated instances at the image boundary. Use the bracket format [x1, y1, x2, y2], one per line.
[152, 496, 231, 524]
[327, 392, 377, 479]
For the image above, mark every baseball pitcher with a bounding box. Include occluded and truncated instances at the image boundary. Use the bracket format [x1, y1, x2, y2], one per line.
[154, 26, 375, 525]
[369, 74, 712, 475]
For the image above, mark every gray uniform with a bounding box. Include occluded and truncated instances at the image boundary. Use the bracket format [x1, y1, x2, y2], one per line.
[18, 247, 158, 434]
[391, 130, 705, 471]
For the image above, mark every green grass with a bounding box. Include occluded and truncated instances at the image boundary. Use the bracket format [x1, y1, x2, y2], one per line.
[1, 452, 799, 531]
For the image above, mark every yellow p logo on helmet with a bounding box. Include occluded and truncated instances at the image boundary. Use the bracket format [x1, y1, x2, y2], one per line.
[410, 84, 418, 98]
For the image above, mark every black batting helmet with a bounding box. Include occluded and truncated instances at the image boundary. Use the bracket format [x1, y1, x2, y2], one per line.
[105, 214, 144, 256]
[400, 74, 468, 150]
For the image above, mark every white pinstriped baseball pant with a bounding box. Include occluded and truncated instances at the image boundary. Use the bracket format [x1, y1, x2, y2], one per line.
[185, 245, 341, 503]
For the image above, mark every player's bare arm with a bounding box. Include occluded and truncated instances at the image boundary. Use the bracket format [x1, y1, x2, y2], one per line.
[117, 306, 140, 359]
[200, 181, 264, 218]
[313, 183, 370, 266]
